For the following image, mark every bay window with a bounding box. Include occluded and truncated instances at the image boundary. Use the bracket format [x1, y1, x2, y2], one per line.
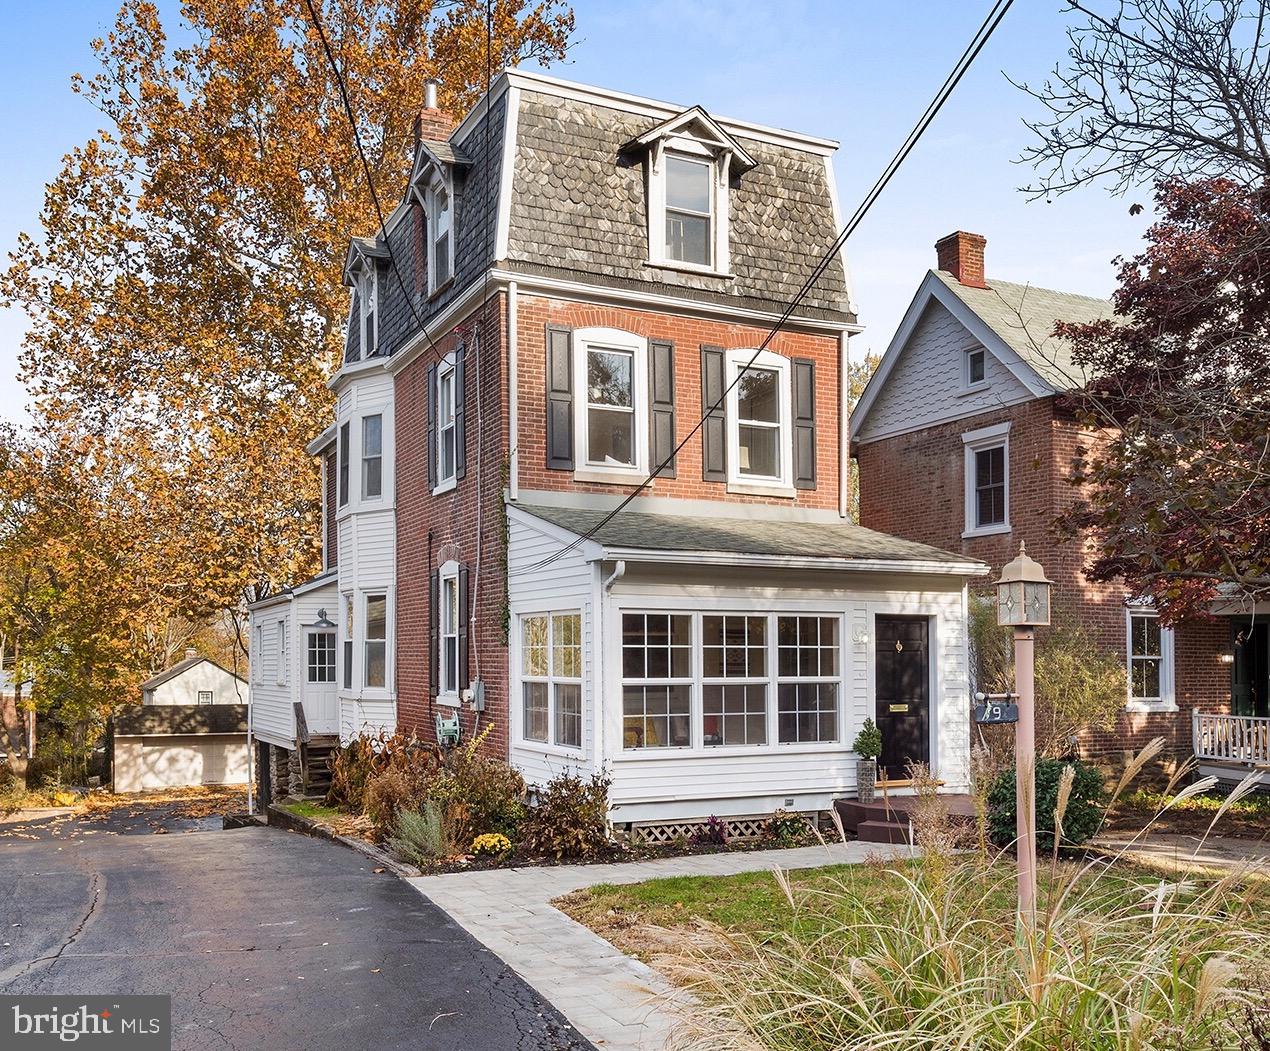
[362, 414, 383, 500]
[520, 611, 583, 749]
[364, 593, 387, 689]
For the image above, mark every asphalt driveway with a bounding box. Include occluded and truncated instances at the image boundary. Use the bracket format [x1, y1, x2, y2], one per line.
[0, 816, 594, 1051]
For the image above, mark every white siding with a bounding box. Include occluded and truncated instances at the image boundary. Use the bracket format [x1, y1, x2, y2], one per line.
[856, 300, 1033, 443]
[145, 661, 247, 706]
[113, 734, 250, 793]
[507, 514, 598, 786]
[249, 603, 294, 748]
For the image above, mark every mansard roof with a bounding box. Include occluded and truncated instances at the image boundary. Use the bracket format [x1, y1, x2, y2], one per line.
[621, 105, 758, 172]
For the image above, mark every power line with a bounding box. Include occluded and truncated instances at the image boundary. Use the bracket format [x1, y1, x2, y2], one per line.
[301, 0, 445, 365]
[518, 0, 1016, 575]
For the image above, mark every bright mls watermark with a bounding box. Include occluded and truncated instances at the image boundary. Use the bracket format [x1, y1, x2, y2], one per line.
[2, 997, 170, 1049]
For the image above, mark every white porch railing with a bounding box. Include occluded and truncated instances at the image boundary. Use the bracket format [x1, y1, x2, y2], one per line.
[1193, 710, 1270, 766]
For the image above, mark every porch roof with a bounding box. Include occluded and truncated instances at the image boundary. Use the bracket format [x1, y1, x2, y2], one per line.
[517, 504, 987, 574]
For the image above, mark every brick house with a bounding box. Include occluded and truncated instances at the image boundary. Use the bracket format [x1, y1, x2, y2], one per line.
[250, 72, 992, 826]
[851, 231, 1263, 775]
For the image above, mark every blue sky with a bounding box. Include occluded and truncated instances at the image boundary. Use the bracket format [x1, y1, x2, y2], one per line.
[0, 1, 1149, 426]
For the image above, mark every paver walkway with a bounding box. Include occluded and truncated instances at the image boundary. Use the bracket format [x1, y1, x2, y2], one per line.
[407, 840, 909, 1050]
[1092, 832, 1270, 878]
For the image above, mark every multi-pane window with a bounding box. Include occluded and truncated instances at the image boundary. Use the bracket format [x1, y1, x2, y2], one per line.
[622, 613, 692, 749]
[364, 594, 387, 689]
[585, 345, 636, 467]
[338, 422, 350, 507]
[437, 360, 457, 485]
[361, 267, 377, 354]
[665, 156, 712, 266]
[440, 571, 459, 695]
[307, 632, 336, 684]
[974, 445, 1006, 527]
[362, 415, 383, 499]
[431, 186, 451, 289]
[776, 616, 839, 743]
[966, 347, 986, 387]
[736, 365, 781, 480]
[520, 612, 583, 749]
[197, 690, 214, 706]
[1128, 611, 1172, 705]
[702, 615, 767, 746]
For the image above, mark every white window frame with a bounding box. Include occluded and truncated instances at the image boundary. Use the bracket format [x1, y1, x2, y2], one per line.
[617, 608, 844, 756]
[515, 610, 584, 753]
[253, 624, 264, 685]
[962, 346, 988, 392]
[359, 265, 378, 356]
[438, 562, 460, 704]
[341, 593, 354, 692]
[363, 592, 389, 692]
[572, 327, 649, 484]
[196, 690, 214, 706]
[1125, 607, 1176, 712]
[434, 351, 459, 494]
[361, 413, 383, 501]
[647, 138, 731, 276]
[962, 421, 1011, 538]
[425, 175, 453, 294]
[725, 349, 793, 494]
[276, 618, 288, 686]
[307, 630, 336, 685]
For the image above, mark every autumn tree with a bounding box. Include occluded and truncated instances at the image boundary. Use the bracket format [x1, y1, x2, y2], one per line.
[846, 351, 880, 521]
[1016, 0, 1270, 197]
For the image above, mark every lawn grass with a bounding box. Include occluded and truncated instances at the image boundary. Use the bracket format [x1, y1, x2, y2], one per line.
[279, 798, 345, 821]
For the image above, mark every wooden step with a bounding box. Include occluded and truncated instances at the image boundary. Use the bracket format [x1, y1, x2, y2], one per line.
[856, 819, 913, 845]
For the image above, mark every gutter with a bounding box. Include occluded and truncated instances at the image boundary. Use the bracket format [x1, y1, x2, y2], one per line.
[595, 548, 990, 577]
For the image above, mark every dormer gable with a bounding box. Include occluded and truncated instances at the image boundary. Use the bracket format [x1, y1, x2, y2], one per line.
[342, 236, 387, 361]
[406, 139, 468, 295]
[621, 105, 758, 173]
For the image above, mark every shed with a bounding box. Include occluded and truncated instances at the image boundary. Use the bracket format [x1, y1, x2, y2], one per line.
[110, 704, 249, 793]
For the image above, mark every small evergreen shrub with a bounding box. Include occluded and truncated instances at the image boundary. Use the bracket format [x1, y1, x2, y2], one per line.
[519, 771, 612, 860]
[852, 718, 883, 760]
[988, 758, 1104, 850]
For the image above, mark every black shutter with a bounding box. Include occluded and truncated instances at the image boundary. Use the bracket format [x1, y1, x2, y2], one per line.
[457, 564, 470, 692]
[454, 348, 467, 481]
[426, 363, 438, 491]
[429, 570, 439, 693]
[649, 339, 676, 478]
[700, 345, 727, 482]
[792, 358, 817, 490]
[546, 325, 574, 470]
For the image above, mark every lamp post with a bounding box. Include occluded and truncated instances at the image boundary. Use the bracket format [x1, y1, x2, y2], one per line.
[994, 541, 1051, 923]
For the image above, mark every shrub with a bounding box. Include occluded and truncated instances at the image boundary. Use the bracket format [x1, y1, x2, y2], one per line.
[851, 718, 882, 760]
[988, 758, 1104, 850]
[389, 802, 452, 866]
[520, 771, 611, 860]
[691, 815, 730, 847]
[363, 739, 442, 835]
[430, 728, 526, 845]
[763, 809, 809, 847]
[471, 832, 512, 858]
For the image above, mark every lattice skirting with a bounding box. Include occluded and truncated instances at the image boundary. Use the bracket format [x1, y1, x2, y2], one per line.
[626, 814, 805, 844]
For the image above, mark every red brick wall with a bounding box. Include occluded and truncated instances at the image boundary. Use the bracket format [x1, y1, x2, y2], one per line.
[856, 396, 1231, 758]
[514, 295, 843, 510]
[395, 295, 511, 761]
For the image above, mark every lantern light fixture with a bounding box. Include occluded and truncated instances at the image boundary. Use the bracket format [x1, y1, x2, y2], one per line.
[996, 541, 1052, 627]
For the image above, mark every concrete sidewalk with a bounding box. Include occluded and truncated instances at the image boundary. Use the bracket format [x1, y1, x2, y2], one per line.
[407, 840, 908, 1050]
[1092, 832, 1270, 878]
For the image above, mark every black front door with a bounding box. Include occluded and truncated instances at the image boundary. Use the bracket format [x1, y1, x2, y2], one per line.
[875, 616, 931, 779]
[1232, 622, 1269, 718]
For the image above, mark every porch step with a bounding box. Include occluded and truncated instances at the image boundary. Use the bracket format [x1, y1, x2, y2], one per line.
[856, 819, 913, 845]
[302, 737, 339, 795]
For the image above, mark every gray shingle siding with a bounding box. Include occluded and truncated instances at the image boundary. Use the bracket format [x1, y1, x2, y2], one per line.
[344, 289, 362, 363]
[507, 90, 850, 321]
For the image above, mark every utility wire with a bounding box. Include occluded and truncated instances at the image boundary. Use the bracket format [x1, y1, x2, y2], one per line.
[302, 0, 445, 365]
[518, 0, 1016, 575]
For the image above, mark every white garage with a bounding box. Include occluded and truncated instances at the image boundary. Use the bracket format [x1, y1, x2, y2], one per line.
[110, 705, 250, 793]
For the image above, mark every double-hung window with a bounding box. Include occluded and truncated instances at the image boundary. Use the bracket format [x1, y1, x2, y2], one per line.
[342, 594, 353, 690]
[574, 329, 648, 477]
[702, 615, 767, 746]
[726, 349, 791, 490]
[362, 415, 383, 500]
[520, 612, 583, 749]
[307, 631, 336, 684]
[622, 613, 692, 749]
[437, 357, 458, 488]
[430, 185, 452, 291]
[776, 616, 840, 743]
[664, 155, 713, 267]
[1127, 608, 1174, 709]
[338, 422, 350, 507]
[439, 568, 459, 697]
[360, 267, 378, 355]
[276, 619, 288, 686]
[962, 422, 1010, 536]
[364, 594, 387, 689]
[964, 347, 986, 388]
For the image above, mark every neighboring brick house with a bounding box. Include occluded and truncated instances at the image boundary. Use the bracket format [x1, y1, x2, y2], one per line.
[251, 71, 992, 826]
[850, 232, 1255, 767]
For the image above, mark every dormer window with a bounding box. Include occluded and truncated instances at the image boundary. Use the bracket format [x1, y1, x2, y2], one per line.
[360, 266, 378, 355]
[626, 106, 757, 278]
[429, 184, 452, 290]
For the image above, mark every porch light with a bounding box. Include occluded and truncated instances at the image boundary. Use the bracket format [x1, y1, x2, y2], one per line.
[1218, 653, 1235, 665]
[313, 608, 336, 629]
[996, 542, 1052, 627]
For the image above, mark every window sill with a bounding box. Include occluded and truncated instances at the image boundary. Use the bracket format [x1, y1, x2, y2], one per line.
[435, 694, 461, 708]
[644, 260, 733, 280]
[1125, 700, 1179, 714]
[432, 477, 457, 497]
[574, 465, 646, 486]
[615, 741, 845, 760]
[514, 740, 586, 759]
[426, 277, 455, 302]
[727, 481, 796, 499]
[962, 523, 1011, 539]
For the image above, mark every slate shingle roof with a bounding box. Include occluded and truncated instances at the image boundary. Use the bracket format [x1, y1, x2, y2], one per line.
[931, 270, 1115, 390]
[518, 504, 981, 567]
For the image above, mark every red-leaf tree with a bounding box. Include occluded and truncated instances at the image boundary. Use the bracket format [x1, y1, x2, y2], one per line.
[1056, 177, 1270, 622]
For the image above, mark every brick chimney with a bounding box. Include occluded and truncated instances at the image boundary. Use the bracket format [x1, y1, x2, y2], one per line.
[413, 78, 456, 150]
[185, 647, 197, 660]
[935, 230, 988, 288]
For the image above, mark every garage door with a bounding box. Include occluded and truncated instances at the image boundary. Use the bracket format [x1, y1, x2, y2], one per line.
[113, 733, 249, 794]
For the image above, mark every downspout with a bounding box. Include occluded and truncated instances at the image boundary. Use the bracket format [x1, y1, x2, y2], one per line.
[602, 560, 626, 592]
[838, 329, 851, 520]
[507, 281, 519, 502]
